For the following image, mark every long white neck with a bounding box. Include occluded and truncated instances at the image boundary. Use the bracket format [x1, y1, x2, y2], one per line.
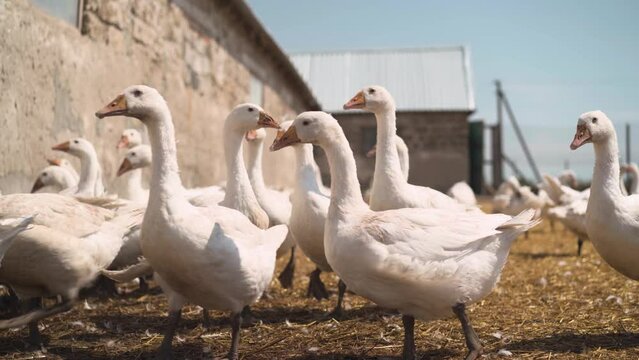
[145, 106, 186, 208]
[591, 134, 623, 205]
[373, 107, 406, 191]
[628, 167, 639, 194]
[246, 138, 268, 199]
[294, 144, 323, 193]
[77, 148, 104, 196]
[122, 168, 144, 200]
[221, 126, 263, 216]
[321, 127, 369, 219]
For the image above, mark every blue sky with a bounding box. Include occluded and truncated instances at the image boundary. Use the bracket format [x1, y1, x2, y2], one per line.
[247, 0, 639, 181]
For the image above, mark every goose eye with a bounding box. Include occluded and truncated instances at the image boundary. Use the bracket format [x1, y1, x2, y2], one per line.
[302, 120, 310, 126]
[592, 117, 598, 123]
[131, 152, 136, 156]
[42, 172, 48, 177]
[248, 107, 254, 112]
[73, 140, 79, 144]
[132, 89, 143, 97]
[368, 88, 375, 94]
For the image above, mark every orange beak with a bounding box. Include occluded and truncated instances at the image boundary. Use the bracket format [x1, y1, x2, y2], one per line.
[245, 130, 258, 141]
[343, 91, 366, 110]
[117, 158, 133, 177]
[270, 125, 300, 151]
[96, 94, 128, 119]
[47, 158, 62, 166]
[31, 178, 45, 193]
[116, 135, 129, 149]
[570, 125, 592, 150]
[257, 111, 280, 129]
[52, 141, 70, 152]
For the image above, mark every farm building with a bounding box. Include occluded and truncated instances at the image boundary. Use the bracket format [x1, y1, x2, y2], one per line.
[0, 0, 319, 193]
[290, 47, 479, 192]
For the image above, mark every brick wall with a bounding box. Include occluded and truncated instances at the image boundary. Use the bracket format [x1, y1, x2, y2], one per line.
[0, 0, 308, 193]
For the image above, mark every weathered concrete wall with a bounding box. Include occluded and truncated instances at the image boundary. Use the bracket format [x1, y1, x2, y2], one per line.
[0, 0, 305, 194]
[323, 111, 470, 192]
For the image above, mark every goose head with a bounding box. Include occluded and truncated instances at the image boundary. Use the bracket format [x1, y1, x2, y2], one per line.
[245, 128, 267, 142]
[117, 144, 152, 176]
[226, 103, 279, 135]
[117, 128, 142, 149]
[570, 110, 614, 150]
[343, 85, 395, 112]
[47, 158, 73, 168]
[270, 111, 338, 151]
[95, 85, 168, 122]
[31, 165, 71, 193]
[52, 138, 95, 158]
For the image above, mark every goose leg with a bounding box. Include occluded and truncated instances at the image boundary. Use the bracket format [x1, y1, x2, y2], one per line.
[227, 312, 242, 360]
[577, 238, 584, 256]
[157, 309, 181, 360]
[241, 305, 258, 326]
[277, 246, 296, 289]
[25, 298, 43, 349]
[307, 268, 329, 300]
[202, 308, 211, 328]
[138, 276, 149, 292]
[452, 303, 483, 360]
[401, 314, 416, 360]
[327, 279, 346, 319]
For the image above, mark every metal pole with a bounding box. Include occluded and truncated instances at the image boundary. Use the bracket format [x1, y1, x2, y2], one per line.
[626, 123, 631, 164]
[501, 91, 542, 183]
[491, 124, 502, 188]
[493, 80, 503, 187]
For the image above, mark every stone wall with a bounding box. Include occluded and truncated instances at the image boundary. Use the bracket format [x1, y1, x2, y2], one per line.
[321, 111, 470, 192]
[0, 0, 310, 193]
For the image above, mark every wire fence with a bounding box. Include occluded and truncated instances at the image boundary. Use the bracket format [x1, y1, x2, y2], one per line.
[484, 122, 639, 185]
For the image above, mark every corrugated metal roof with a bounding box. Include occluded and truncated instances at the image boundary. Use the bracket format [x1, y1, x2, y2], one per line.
[290, 47, 475, 112]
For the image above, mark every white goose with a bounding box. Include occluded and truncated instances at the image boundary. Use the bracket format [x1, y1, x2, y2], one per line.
[116, 128, 143, 149]
[30, 165, 77, 193]
[570, 110, 639, 280]
[0, 193, 140, 346]
[47, 158, 80, 183]
[271, 121, 346, 309]
[271, 111, 539, 360]
[344, 85, 472, 212]
[117, 144, 151, 204]
[547, 198, 588, 255]
[52, 138, 105, 197]
[245, 128, 296, 288]
[96, 85, 288, 360]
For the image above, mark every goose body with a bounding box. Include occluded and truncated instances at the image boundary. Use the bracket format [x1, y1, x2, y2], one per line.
[344, 86, 472, 212]
[571, 110, 639, 280]
[96, 85, 288, 359]
[271, 111, 539, 359]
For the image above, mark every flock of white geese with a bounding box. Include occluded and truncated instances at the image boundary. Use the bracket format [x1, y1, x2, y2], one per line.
[0, 84, 637, 360]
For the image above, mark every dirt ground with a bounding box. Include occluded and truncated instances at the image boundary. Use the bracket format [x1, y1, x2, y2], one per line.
[1, 204, 638, 359]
